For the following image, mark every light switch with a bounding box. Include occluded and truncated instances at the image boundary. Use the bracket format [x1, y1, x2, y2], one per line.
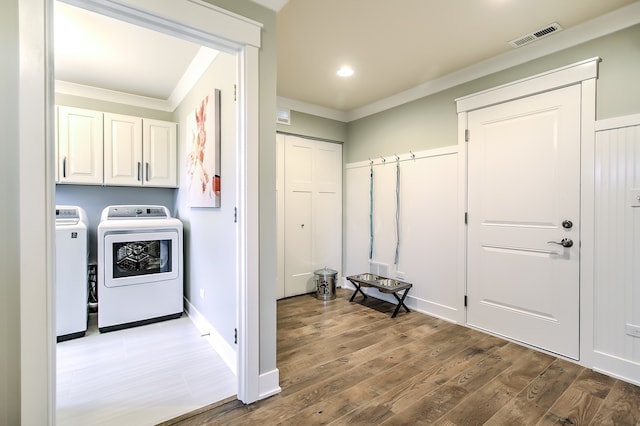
[631, 188, 640, 207]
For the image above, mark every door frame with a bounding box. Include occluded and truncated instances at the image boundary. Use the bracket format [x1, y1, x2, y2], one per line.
[456, 57, 599, 364]
[19, 0, 263, 422]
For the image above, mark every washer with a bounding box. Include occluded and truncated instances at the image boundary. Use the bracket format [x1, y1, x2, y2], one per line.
[97, 205, 183, 332]
[55, 205, 88, 342]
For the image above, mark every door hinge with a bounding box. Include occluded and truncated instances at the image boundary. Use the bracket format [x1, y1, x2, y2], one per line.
[465, 212, 468, 225]
[234, 84, 237, 101]
[465, 129, 469, 142]
[234, 207, 237, 223]
[234, 328, 238, 344]
[464, 295, 468, 307]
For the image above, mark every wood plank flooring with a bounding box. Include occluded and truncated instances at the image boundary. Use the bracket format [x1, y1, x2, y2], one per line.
[163, 288, 640, 425]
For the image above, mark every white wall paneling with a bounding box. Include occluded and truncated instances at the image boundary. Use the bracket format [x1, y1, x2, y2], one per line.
[344, 147, 464, 323]
[593, 116, 640, 385]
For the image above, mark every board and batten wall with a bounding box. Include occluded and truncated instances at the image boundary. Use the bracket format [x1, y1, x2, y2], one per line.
[594, 114, 640, 385]
[344, 146, 465, 323]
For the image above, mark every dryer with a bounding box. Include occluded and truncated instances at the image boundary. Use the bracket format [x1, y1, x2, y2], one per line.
[97, 205, 183, 332]
[55, 205, 88, 342]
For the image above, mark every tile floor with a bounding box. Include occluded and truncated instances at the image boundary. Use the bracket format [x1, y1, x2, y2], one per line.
[56, 314, 236, 425]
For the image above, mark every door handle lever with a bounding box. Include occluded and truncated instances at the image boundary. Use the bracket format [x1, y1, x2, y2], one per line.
[547, 238, 573, 248]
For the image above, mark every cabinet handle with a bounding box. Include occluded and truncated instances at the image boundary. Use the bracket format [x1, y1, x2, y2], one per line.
[137, 162, 142, 181]
[62, 157, 67, 178]
[145, 162, 150, 182]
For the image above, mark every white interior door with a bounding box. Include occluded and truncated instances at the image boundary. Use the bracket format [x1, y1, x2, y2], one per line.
[467, 85, 581, 359]
[281, 135, 343, 298]
[284, 137, 314, 296]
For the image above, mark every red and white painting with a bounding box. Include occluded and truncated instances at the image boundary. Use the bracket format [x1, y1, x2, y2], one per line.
[186, 89, 221, 207]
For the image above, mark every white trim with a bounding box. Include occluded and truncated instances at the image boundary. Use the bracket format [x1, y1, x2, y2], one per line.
[250, 0, 288, 12]
[258, 369, 282, 399]
[236, 44, 262, 404]
[595, 113, 640, 131]
[345, 145, 458, 169]
[20, 0, 56, 423]
[185, 298, 238, 375]
[579, 77, 597, 367]
[455, 57, 599, 112]
[593, 351, 640, 386]
[288, 2, 640, 122]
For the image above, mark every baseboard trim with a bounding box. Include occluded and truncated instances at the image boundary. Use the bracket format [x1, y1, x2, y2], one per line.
[184, 297, 238, 375]
[593, 350, 640, 386]
[259, 368, 281, 400]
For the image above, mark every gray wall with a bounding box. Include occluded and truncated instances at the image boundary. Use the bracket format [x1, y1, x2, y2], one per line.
[174, 50, 238, 348]
[277, 110, 348, 142]
[347, 24, 640, 163]
[0, 0, 21, 423]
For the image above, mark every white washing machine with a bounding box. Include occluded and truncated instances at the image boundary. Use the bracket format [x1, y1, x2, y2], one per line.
[55, 205, 88, 342]
[97, 205, 183, 332]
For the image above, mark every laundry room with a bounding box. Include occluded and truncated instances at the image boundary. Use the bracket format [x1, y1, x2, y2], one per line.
[52, 1, 243, 423]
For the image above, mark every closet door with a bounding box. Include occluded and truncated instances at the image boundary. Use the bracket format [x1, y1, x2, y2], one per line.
[284, 136, 314, 296]
[281, 135, 343, 298]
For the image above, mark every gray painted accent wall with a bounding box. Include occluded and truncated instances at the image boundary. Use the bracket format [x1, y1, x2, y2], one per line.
[0, 0, 21, 423]
[346, 24, 640, 163]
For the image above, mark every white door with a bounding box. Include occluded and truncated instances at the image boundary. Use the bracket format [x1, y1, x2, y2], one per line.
[284, 137, 314, 296]
[466, 84, 581, 359]
[143, 119, 178, 187]
[281, 135, 343, 298]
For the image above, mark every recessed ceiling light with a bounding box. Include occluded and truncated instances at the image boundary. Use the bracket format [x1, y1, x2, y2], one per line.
[337, 65, 354, 77]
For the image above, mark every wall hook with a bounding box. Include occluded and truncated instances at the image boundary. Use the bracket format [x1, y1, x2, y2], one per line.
[394, 153, 400, 161]
[410, 150, 416, 160]
[380, 155, 386, 163]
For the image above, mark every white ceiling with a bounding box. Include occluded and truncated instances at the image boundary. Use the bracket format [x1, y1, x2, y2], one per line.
[54, 0, 640, 119]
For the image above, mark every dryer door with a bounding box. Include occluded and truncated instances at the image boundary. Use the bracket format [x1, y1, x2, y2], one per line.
[104, 230, 179, 287]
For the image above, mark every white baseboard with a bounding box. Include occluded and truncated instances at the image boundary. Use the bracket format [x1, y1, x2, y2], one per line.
[184, 298, 238, 375]
[593, 350, 640, 386]
[259, 368, 281, 400]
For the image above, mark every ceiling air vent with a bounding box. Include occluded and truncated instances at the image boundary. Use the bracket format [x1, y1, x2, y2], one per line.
[509, 22, 563, 48]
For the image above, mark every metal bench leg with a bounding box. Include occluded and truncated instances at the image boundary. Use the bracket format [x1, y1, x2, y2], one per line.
[349, 282, 367, 302]
[391, 289, 410, 318]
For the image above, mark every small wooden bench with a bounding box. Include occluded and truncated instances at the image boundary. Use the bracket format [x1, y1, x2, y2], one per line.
[346, 274, 412, 318]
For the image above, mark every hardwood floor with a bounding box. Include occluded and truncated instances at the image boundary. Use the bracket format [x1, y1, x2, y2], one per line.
[57, 313, 236, 425]
[163, 288, 640, 425]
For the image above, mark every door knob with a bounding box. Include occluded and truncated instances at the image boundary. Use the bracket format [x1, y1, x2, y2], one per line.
[562, 220, 573, 229]
[547, 238, 573, 248]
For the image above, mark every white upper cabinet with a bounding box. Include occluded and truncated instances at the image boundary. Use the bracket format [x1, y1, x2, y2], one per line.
[104, 113, 143, 186]
[104, 114, 178, 187]
[142, 119, 178, 187]
[57, 106, 178, 188]
[57, 106, 104, 185]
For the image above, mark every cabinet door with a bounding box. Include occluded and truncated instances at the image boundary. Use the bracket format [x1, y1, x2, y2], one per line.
[104, 113, 143, 186]
[57, 106, 103, 185]
[143, 119, 178, 187]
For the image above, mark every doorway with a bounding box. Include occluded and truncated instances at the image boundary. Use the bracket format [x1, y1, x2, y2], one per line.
[456, 58, 599, 362]
[18, 0, 263, 422]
